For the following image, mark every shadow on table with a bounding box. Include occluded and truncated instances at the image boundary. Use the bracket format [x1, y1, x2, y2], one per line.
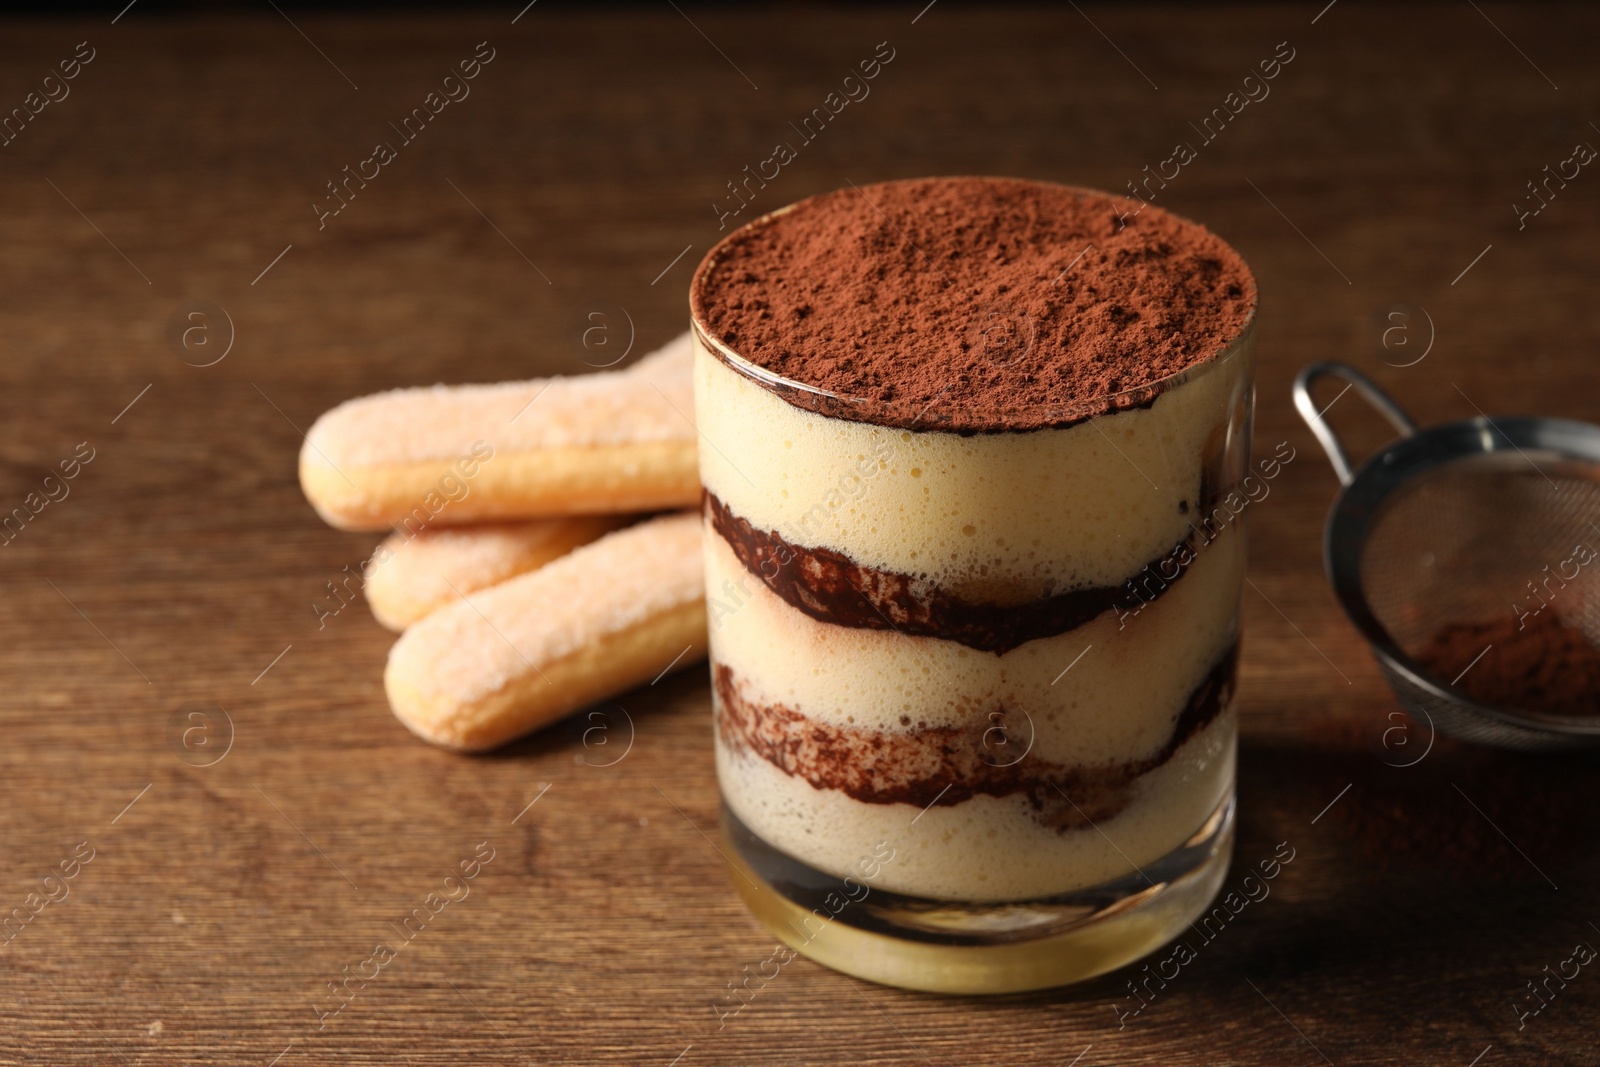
[477, 667, 709, 767]
[991, 727, 1600, 1022]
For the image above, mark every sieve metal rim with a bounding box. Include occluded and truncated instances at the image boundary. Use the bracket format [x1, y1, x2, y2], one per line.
[1294, 361, 1600, 739]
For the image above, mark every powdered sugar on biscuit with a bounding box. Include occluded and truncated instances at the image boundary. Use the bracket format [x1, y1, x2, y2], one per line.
[366, 516, 623, 626]
[387, 512, 703, 708]
[622, 331, 693, 384]
[304, 333, 695, 471]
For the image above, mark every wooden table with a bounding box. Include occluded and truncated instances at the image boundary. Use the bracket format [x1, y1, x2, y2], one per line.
[2, 4, 1597, 1063]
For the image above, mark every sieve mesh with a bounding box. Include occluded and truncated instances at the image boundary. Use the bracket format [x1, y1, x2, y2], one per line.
[1360, 453, 1600, 663]
[1354, 451, 1600, 749]
[1296, 360, 1600, 749]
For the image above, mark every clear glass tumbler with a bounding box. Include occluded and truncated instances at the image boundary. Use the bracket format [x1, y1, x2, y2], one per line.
[690, 190, 1255, 994]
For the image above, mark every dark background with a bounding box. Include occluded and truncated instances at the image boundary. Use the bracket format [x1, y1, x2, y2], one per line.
[0, 2, 1596, 1064]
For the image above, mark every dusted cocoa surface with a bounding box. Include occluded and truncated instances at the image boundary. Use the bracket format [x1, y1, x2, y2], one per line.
[713, 643, 1238, 830]
[691, 177, 1256, 432]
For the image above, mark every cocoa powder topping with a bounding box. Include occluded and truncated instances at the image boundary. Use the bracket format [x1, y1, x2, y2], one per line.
[690, 177, 1257, 433]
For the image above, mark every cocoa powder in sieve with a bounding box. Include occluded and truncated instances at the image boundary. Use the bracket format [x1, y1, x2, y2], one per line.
[690, 177, 1257, 432]
[1411, 610, 1600, 717]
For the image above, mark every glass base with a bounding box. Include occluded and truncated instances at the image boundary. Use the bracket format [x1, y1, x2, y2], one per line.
[720, 793, 1235, 994]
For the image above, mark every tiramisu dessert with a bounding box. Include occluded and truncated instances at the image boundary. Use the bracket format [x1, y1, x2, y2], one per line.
[690, 177, 1257, 991]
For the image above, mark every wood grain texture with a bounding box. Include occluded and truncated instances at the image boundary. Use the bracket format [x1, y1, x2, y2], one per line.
[1, 4, 1598, 1064]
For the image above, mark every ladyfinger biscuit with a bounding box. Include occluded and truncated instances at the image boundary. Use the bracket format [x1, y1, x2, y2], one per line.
[300, 333, 697, 532]
[619, 329, 692, 382]
[385, 512, 706, 752]
[364, 515, 627, 631]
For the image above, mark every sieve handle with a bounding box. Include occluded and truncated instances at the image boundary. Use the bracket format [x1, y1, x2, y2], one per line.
[1292, 362, 1418, 486]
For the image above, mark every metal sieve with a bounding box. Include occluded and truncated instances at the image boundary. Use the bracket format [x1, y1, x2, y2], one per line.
[1293, 362, 1600, 751]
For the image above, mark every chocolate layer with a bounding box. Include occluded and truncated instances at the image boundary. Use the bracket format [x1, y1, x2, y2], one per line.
[707, 491, 1214, 654]
[715, 642, 1238, 832]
